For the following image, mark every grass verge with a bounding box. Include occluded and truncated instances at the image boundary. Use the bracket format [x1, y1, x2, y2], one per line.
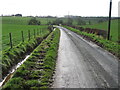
[1, 28, 50, 79]
[2, 28, 60, 89]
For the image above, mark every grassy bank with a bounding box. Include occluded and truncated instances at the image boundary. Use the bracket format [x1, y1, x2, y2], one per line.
[2, 28, 60, 89]
[81, 19, 119, 42]
[1, 30, 50, 78]
[64, 26, 120, 59]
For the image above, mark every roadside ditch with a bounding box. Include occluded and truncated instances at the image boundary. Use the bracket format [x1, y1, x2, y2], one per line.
[1, 27, 52, 88]
[2, 28, 60, 89]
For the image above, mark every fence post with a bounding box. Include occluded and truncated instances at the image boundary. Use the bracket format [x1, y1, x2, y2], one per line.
[40, 29, 41, 35]
[41, 29, 42, 35]
[9, 33, 12, 48]
[34, 29, 35, 38]
[39, 29, 40, 35]
[21, 31, 24, 42]
[36, 29, 37, 36]
[38, 29, 39, 35]
[37, 29, 39, 35]
[28, 30, 30, 41]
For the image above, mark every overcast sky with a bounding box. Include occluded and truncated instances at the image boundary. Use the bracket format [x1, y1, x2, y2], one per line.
[0, 0, 119, 17]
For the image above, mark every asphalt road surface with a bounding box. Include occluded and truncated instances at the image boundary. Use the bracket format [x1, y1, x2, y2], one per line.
[52, 26, 119, 88]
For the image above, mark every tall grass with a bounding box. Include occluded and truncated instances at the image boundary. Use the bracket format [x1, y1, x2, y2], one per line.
[2, 31, 50, 78]
[2, 28, 60, 89]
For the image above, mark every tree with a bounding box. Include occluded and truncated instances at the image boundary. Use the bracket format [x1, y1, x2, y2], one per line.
[15, 14, 22, 17]
[28, 18, 41, 25]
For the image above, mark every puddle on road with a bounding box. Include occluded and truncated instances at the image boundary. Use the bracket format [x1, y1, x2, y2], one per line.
[0, 55, 30, 87]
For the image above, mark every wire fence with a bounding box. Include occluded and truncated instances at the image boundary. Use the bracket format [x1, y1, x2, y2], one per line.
[2, 27, 48, 50]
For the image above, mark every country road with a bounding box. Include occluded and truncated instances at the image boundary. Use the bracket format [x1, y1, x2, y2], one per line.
[52, 26, 119, 88]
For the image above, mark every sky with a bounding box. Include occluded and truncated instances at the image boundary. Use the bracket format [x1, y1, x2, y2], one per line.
[0, 0, 119, 17]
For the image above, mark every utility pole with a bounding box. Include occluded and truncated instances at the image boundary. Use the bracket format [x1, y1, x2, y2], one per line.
[107, 0, 112, 40]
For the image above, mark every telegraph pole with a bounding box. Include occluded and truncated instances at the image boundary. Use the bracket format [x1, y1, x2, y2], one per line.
[107, 0, 112, 40]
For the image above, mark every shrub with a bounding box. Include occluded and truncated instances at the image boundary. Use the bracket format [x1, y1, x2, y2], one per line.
[28, 18, 41, 25]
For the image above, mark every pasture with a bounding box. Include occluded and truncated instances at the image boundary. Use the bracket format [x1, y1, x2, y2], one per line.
[2, 16, 52, 50]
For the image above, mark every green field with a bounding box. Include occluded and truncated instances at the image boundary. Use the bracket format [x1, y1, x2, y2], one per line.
[81, 19, 119, 42]
[2, 16, 56, 25]
[2, 16, 54, 50]
[1, 16, 119, 49]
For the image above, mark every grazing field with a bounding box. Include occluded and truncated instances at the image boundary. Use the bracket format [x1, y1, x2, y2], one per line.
[81, 19, 119, 42]
[2, 16, 53, 50]
[2, 16, 56, 25]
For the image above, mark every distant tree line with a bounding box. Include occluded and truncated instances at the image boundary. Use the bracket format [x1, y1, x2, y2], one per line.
[49, 17, 86, 26]
[12, 14, 22, 17]
[1, 14, 22, 17]
[3, 14, 117, 26]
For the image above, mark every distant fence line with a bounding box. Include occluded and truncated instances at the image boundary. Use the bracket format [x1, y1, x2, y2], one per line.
[4, 28, 46, 49]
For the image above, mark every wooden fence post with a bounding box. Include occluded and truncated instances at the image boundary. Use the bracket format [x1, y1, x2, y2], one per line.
[28, 30, 30, 41]
[21, 31, 24, 42]
[37, 29, 39, 35]
[41, 29, 42, 35]
[9, 33, 12, 48]
[38, 29, 39, 35]
[34, 29, 35, 38]
[36, 29, 37, 36]
[40, 29, 41, 35]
